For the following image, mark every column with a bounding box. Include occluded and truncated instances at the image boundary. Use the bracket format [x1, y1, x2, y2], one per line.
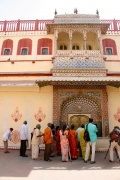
[97, 30, 101, 50]
[54, 30, 58, 56]
[98, 30, 102, 53]
[83, 31, 86, 50]
[69, 30, 72, 54]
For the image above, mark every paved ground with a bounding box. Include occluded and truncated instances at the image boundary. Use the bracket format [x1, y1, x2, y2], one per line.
[0, 149, 120, 180]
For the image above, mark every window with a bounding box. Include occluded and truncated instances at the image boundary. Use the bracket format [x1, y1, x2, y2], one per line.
[60, 45, 67, 50]
[72, 45, 80, 50]
[4, 49, 10, 55]
[42, 48, 48, 55]
[86, 45, 92, 50]
[21, 48, 28, 55]
[106, 48, 113, 55]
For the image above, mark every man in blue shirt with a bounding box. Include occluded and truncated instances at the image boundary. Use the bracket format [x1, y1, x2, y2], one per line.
[84, 118, 98, 164]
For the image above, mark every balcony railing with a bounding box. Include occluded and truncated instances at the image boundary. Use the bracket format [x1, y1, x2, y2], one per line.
[0, 19, 120, 32]
[100, 19, 120, 31]
[0, 19, 54, 32]
[56, 50, 102, 56]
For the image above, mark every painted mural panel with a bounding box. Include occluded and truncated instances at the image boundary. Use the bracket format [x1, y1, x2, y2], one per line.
[0, 86, 53, 148]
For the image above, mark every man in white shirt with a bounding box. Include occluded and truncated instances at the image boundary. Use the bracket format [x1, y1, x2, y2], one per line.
[3, 128, 13, 153]
[20, 121, 28, 157]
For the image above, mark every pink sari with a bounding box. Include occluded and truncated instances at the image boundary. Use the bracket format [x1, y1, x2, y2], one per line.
[60, 130, 69, 162]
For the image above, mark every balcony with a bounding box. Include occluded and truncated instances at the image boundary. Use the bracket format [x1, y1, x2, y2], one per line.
[55, 50, 102, 57]
[52, 50, 106, 77]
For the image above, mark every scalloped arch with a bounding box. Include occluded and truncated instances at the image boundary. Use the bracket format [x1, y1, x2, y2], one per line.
[60, 95, 101, 124]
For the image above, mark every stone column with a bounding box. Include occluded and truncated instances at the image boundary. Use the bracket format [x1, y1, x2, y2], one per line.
[54, 30, 58, 56]
[84, 36, 86, 50]
[99, 34, 103, 53]
[97, 30, 101, 50]
[98, 37, 100, 50]
[83, 31, 87, 50]
[69, 30, 72, 53]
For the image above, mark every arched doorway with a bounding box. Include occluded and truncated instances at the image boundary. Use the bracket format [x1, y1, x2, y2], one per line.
[53, 85, 109, 137]
[69, 114, 90, 130]
[60, 95, 102, 136]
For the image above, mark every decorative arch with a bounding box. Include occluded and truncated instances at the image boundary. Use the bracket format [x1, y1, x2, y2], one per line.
[102, 38, 117, 55]
[57, 32, 69, 50]
[37, 38, 52, 55]
[60, 95, 101, 123]
[72, 43, 80, 50]
[1, 39, 13, 55]
[86, 31, 98, 50]
[53, 85, 109, 137]
[72, 31, 83, 50]
[17, 38, 32, 55]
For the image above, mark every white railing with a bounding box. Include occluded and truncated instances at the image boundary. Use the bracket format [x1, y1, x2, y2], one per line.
[56, 50, 101, 56]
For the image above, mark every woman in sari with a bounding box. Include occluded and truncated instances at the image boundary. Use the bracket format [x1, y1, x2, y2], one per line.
[69, 124, 78, 160]
[60, 124, 69, 162]
[80, 124, 91, 160]
[55, 126, 61, 156]
[79, 124, 86, 159]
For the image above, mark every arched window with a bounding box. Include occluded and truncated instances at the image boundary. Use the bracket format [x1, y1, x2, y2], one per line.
[37, 38, 52, 55]
[21, 48, 28, 55]
[72, 45, 80, 50]
[106, 48, 113, 55]
[42, 48, 48, 55]
[60, 45, 67, 50]
[4, 49, 10, 55]
[86, 45, 92, 50]
[17, 38, 32, 55]
[1, 39, 13, 55]
[102, 39, 117, 55]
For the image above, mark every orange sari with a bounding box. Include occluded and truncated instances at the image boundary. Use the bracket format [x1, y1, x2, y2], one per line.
[69, 129, 78, 159]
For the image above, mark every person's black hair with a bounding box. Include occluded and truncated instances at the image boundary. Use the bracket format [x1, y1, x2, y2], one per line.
[62, 124, 67, 135]
[51, 124, 55, 130]
[56, 126, 60, 131]
[62, 124, 67, 131]
[89, 118, 93, 123]
[114, 126, 119, 129]
[71, 124, 75, 129]
[81, 124, 85, 128]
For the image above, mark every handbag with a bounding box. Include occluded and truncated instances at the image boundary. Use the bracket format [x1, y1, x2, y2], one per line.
[84, 124, 90, 142]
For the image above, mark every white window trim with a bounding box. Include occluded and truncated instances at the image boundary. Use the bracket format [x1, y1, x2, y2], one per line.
[4, 48, 11, 55]
[105, 47, 113, 55]
[41, 47, 49, 55]
[21, 47, 29, 55]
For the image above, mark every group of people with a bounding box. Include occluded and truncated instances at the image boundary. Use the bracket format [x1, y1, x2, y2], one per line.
[2, 118, 120, 163]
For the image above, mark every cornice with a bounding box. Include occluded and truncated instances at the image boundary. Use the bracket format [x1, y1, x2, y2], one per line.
[0, 31, 47, 37]
[52, 68, 107, 77]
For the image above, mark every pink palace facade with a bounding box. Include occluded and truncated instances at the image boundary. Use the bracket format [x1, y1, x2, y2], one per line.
[0, 10, 120, 149]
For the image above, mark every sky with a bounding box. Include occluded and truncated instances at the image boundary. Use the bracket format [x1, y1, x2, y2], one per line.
[0, 0, 119, 21]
